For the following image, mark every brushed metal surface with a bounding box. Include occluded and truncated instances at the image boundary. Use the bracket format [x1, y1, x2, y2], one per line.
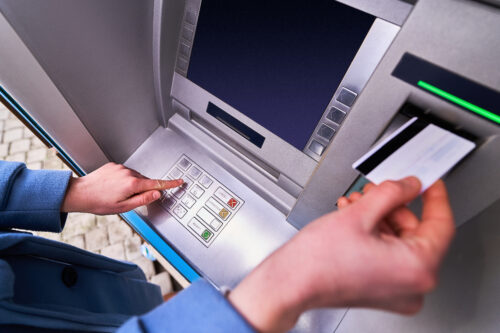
[125, 119, 345, 332]
[337, 0, 414, 25]
[303, 19, 400, 163]
[0, 12, 108, 172]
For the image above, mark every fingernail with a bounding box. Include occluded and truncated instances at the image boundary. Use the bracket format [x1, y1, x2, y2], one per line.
[402, 176, 421, 189]
[153, 191, 161, 200]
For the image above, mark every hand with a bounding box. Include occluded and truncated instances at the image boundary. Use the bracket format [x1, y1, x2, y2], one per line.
[61, 162, 183, 214]
[229, 177, 455, 332]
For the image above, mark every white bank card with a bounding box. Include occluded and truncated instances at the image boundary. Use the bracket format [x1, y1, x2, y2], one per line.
[352, 117, 476, 192]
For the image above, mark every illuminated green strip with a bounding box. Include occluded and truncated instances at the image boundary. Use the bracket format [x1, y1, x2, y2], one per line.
[417, 80, 500, 125]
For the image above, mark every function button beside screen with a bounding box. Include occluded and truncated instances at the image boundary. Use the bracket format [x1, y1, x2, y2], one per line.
[317, 124, 335, 141]
[214, 188, 239, 210]
[188, 166, 202, 180]
[336, 87, 358, 107]
[178, 158, 192, 171]
[181, 194, 196, 209]
[168, 167, 183, 179]
[185, 11, 197, 25]
[206, 198, 231, 221]
[190, 185, 205, 199]
[188, 218, 212, 242]
[199, 175, 213, 189]
[182, 27, 195, 41]
[327, 107, 346, 125]
[173, 204, 188, 218]
[309, 140, 326, 156]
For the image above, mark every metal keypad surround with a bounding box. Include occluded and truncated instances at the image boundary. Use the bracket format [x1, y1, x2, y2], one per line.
[158, 155, 244, 247]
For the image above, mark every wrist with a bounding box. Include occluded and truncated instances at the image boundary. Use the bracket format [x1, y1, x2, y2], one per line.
[61, 177, 87, 213]
[229, 246, 313, 332]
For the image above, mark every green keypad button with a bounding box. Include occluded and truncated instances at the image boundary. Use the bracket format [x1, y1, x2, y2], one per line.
[202, 229, 212, 240]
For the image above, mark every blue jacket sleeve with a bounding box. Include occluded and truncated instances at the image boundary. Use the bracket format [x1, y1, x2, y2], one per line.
[118, 279, 255, 333]
[0, 161, 71, 232]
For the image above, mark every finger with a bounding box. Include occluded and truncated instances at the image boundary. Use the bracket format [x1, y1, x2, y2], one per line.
[337, 196, 351, 209]
[121, 190, 162, 210]
[133, 178, 184, 193]
[386, 206, 420, 236]
[352, 176, 422, 230]
[363, 182, 375, 194]
[348, 192, 363, 202]
[415, 180, 455, 255]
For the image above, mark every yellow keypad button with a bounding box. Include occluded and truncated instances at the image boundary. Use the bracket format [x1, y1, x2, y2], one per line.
[219, 208, 229, 220]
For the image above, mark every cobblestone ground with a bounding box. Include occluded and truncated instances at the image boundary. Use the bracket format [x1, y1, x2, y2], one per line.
[0, 105, 174, 296]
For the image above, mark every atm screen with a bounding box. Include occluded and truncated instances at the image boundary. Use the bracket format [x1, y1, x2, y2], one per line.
[187, 0, 375, 151]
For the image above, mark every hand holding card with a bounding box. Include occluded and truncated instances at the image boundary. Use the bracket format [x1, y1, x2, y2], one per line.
[353, 117, 475, 192]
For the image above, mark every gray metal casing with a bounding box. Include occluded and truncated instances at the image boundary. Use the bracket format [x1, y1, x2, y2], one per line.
[0, 0, 499, 332]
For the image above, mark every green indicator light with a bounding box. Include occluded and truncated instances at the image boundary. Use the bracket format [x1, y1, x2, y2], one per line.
[417, 80, 500, 125]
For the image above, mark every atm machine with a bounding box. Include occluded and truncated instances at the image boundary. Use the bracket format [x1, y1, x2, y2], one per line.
[0, 0, 499, 332]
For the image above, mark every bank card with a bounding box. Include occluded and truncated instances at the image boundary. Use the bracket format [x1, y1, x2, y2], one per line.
[352, 117, 476, 192]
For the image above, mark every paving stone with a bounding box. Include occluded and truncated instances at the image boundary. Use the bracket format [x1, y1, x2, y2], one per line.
[108, 220, 133, 244]
[84, 226, 109, 251]
[9, 139, 31, 154]
[62, 213, 96, 239]
[150, 272, 173, 295]
[26, 161, 43, 170]
[124, 234, 143, 260]
[0, 108, 8, 120]
[31, 137, 46, 148]
[3, 128, 23, 143]
[27, 148, 47, 163]
[5, 153, 25, 162]
[132, 256, 156, 279]
[96, 214, 121, 227]
[4, 118, 23, 130]
[43, 157, 64, 170]
[23, 127, 35, 138]
[66, 234, 85, 249]
[101, 243, 126, 261]
[0, 120, 4, 132]
[0, 143, 7, 158]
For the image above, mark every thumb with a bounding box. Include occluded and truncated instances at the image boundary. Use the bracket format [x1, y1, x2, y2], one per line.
[122, 190, 162, 211]
[353, 176, 421, 230]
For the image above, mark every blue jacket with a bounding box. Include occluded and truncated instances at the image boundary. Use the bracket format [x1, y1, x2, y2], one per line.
[0, 161, 253, 332]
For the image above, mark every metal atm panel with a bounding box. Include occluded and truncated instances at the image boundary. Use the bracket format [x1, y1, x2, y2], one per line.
[2, 0, 499, 332]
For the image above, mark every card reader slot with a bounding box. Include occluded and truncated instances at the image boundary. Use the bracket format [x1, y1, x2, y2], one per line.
[400, 102, 480, 143]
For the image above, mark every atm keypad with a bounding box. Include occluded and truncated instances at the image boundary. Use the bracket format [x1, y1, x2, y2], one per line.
[190, 185, 205, 199]
[199, 175, 213, 188]
[159, 155, 244, 247]
[188, 166, 202, 179]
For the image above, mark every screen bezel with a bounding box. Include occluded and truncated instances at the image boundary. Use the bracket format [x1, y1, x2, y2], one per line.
[168, 0, 402, 188]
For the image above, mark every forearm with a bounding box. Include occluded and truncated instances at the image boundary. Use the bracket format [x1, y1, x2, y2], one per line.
[0, 161, 71, 232]
[118, 279, 255, 333]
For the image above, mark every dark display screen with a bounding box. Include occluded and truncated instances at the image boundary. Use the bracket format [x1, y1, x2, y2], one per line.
[187, 0, 374, 150]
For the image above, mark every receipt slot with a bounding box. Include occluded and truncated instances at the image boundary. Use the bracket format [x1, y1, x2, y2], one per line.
[1, 0, 500, 332]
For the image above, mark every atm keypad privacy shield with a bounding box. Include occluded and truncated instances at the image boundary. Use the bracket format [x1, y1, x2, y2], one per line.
[159, 155, 244, 247]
